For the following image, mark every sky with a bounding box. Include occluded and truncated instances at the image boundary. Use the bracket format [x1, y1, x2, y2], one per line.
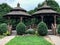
[0, 0, 60, 11]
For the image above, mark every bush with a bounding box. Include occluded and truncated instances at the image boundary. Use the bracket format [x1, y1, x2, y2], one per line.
[0, 23, 8, 35]
[37, 22, 48, 36]
[3, 31, 10, 36]
[25, 28, 35, 34]
[16, 22, 26, 35]
[57, 24, 60, 34]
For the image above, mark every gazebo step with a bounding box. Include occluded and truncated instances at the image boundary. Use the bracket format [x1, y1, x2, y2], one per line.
[48, 30, 54, 35]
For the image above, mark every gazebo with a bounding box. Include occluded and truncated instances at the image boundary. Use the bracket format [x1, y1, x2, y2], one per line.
[4, 3, 30, 30]
[32, 0, 60, 34]
[32, 0, 60, 28]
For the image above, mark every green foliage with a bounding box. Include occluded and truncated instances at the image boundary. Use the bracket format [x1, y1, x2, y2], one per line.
[0, 23, 8, 35]
[25, 29, 35, 34]
[0, 3, 12, 16]
[57, 17, 60, 24]
[6, 31, 10, 36]
[47, 0, 59, 12]
[3, 30, 11, 36]
[24, 19, 31, 26]
[16, 22, 26, 35]
[0, 3, 12, 24]
[0, 35, 5, 39]
[37, 22, 48, 36]
[57, 24, 60, 34]
[27, 10, 35, 14]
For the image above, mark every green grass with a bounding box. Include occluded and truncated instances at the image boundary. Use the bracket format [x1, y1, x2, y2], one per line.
[0, 35, 5, 39]
[6, 35, 52, 45]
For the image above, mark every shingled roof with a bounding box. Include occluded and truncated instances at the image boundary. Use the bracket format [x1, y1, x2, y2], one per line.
[32, 0, 60, 16]
[4, 3, 30, 17]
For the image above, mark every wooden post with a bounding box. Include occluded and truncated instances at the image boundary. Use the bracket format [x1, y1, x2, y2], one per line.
[7, 16, 12, 35]
[20, 17, 23, 22]
[54, 15, 57, 35]
[8, 16, 10, 25]
[54, 15, 56, 24]
[41, 16, 44, 21]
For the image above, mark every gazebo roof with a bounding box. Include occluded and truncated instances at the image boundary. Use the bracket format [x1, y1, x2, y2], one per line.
[11, 3, 26, 12]
[37, 2, 52, 10]
[32, 0, 60, 16]
[6, 11, 30, 16]
[4, 3, 30, 17]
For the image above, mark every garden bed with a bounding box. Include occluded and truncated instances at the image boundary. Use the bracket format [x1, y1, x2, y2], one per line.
[6, 35, 52, 45]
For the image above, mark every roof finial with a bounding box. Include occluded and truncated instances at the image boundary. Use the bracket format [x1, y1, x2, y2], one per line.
[17, 3, 20, 7]
[44, 0, 47, 5]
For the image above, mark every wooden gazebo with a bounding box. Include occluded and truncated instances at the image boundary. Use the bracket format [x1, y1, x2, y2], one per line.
[32, 0, 60, 34]
[4, 3, 30, 30]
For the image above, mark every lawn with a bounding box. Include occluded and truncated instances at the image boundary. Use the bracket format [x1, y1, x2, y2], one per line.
[0, 35, 5, 39]
[6, 35, 52, 45]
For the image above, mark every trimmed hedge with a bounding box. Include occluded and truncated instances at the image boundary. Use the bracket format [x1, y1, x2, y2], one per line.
[0, 23, 8, 35]
[57, 24, 60, 34]
[16, 22, 26, 35]
[37, 22, 48, 36]
[25, 29, 35, 34]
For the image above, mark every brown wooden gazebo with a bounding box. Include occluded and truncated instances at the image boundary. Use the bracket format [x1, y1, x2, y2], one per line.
[4, 3, 30, 30]
[32, 0, 60, 35]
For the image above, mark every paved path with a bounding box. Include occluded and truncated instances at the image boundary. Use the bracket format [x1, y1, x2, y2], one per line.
[0, 30, 16, 45]
[49, 35, 60, 45]
[0, 36, 15, 45]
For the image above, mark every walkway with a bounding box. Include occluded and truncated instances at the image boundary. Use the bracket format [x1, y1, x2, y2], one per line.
[49, 35, 60, 45]
[0, 30, 16, 45]
[0, 36, 15, 45]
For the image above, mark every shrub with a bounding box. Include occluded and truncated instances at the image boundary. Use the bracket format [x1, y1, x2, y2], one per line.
[3, 31, 10, 36]
[16, 22, 26, 35]
[6, 31, 10, 36]
[0, 23, 8, 35]
[57, 24, 60, 34]
[37, 22, 48, 36]
[25, 28, 35, 34]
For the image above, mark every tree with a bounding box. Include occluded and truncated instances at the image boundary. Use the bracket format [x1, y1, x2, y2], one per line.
[0, 3, 12, 24]
[47, 0, 59, 12]
[0, 3, 12, 16]
[27, 10, 35, 14]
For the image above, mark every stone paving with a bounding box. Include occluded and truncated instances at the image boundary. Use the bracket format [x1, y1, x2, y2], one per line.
[44, 36, 55, 45]
[0, 30, 16, 45]
[0, 36, 15, 45]
[49, 35, 60, 45]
